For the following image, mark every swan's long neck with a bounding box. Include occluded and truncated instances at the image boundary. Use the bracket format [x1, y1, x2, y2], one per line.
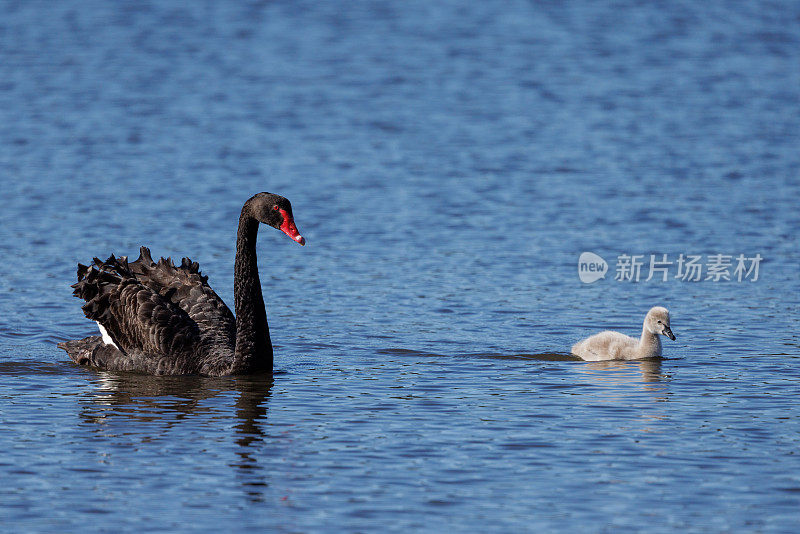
[637, 323, 662, 359]
[232, 208, 272, 373]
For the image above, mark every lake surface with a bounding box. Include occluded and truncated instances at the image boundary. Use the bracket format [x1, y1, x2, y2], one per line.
[1, 1, 799, 531]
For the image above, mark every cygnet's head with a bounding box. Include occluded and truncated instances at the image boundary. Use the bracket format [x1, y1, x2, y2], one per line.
[645, 307, 675, 340]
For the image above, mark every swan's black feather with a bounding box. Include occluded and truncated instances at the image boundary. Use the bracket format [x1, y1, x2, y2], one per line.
[63, 248, 237, 375]
[127, 246, 235, 350]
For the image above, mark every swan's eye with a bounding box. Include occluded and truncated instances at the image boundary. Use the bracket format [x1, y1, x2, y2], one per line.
[272, 205, 279, 211]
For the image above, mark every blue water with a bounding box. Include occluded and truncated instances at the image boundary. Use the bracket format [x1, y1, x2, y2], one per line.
[1, 1, 799, 531]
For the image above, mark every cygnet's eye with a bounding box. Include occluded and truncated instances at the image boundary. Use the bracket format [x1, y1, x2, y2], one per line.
[657, 320, 662, 324]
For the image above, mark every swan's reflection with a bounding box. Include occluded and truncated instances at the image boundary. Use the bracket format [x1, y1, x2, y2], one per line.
[78, 371, 274, 502]
[229, 375, 274, 502]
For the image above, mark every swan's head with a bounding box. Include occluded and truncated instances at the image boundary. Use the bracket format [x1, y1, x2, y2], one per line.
[645, 306, 675, 340]
[248, 192, 305, 246]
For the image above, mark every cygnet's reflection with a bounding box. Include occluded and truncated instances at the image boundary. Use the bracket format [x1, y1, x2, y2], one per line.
[581, 358, 666, 383]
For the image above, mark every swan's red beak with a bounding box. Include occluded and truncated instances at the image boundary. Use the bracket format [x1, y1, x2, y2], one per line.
[278, 208, 305, 246]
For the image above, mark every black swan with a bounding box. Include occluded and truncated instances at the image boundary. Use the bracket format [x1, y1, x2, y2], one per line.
[58, 192, 305, 376]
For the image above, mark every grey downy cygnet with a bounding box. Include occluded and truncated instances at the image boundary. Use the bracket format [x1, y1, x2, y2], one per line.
[572, 307, 676, 361]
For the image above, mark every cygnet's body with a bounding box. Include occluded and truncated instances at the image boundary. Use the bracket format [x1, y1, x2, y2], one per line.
[571, 307, 676, 361]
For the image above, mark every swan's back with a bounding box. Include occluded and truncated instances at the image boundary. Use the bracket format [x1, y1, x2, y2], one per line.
[59, 247, 237, 375]
[127, 247, 236, 352]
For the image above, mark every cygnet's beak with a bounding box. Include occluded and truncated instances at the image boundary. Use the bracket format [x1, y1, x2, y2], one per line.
[662, 326, 676, 340]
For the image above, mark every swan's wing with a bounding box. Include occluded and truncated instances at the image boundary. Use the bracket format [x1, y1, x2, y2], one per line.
[126, 247, 236, 347]
[72, 259, 202, 361]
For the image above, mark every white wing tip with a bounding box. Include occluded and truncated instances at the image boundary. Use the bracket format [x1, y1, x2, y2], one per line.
[95, 321, 119, 350]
